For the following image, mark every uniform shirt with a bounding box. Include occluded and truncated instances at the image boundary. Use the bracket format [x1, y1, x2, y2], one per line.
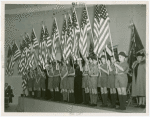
[89, 63, 99, 76]
[47, 66, 54, 78]
[53, 64, 60, 76]
[83, 64, 89, 76]
[60, 64, 68, 78]
[109, 64, 116, 75]
[117, 61, 129, 74]
[67, 65, 75, 75]
[40, 70, 46, 79]
[29, 71, 34, 79]
[100, 63, 108, 77]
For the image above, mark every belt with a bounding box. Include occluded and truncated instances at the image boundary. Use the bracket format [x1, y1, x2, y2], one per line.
[117, 73, 125, 75]
[83, 74, 88, 76]
[54, 75, 59, 77]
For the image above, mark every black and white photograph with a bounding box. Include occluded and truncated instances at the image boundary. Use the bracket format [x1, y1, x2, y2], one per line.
[1, 1, 148, 115]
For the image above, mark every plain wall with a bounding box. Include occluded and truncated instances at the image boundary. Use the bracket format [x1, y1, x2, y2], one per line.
[5, 5, 146, 104]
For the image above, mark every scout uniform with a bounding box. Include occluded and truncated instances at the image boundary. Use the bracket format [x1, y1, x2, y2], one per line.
[98, 55, 109, 107]
[34, 68, 41, 98]
[67, 63, 75, 103]
[115, 62, 129, 88]
[53, 62, 61, 101]
[100, 63, 108, 88]
[60, 63, 68, 102]
[27, 70, 34, 97]
[40, 69, 46, 99]
[108, 63, 116, 88]
[115, 52, 129, 110]
[108, 63, 117, 108]
[46, 64, 54, 100]
[82, 62, 90, 104]
[89, 59, 99, 106]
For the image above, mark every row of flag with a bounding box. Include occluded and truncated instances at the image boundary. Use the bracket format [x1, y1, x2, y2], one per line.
[5, 4, 144, 90]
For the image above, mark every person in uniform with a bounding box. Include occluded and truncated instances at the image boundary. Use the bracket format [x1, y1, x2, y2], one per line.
[33, 68, 37, 98]
[53, 61, 61, 101]
[27, 68, 34, 97]
[34, 67, 41, 98]
[74, 61, 83, 104]
[89, 55, 99, 106]
[45, 62, 54, 100]
[67, 58, 75, 103]
[82, 57, 90, 104]
[114, 52, 129, 110]
[107, 56, 117, 108]
[132, 52, 146, 108]
[40, 66, 47, 99]
[60, 61, 68, 102]
[98, 55, 109, 107]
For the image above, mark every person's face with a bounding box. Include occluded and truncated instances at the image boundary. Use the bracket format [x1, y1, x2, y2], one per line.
[119, 55, 125, 62]
[110, 57, 115, 63]
[137, 56, 143, 62]
[101, 58, 106, 64]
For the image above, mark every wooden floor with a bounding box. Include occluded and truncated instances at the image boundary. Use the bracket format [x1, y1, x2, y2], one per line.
[4, 98, 146, 113]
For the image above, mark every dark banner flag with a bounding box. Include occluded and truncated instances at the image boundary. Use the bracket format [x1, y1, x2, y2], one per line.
[128, 23, 144, 70]
[127, 23, 144, 83]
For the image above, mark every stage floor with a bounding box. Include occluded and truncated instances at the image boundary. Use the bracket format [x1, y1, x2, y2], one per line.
[14, 96, 146, 113]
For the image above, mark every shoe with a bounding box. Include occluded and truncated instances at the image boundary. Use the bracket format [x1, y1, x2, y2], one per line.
[100, 104, 108, 107]
[82, 102, 87, 105]
[115, 106, 121, 110]
[134, 104, 140, 108]
[89, 103, 94, 106]
[93, 104, 97, 106]
[140, 105, 146, 108]
[116, 106, 126, 110]
[109, 105, 116, 108]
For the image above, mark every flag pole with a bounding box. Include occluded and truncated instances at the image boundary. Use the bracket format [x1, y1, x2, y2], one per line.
[108, 24, 117, 73]
[108, 26, 115, 59]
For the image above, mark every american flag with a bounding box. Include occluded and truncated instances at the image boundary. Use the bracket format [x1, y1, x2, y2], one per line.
[52, 18, 60, 61]
[29, 29, 39, 69]
[7, 42, 20, 76]
[79, 7, 90, 58]
[61, 15, 67, 61]
[24, 33, 31, 71]
[44, 26, 51, 64]
[93, 5, 100, 55]
[12, 42, 21, 61]
[39, 25, 46, 69]
[22, 38, 28, 75]
[18, 43, 23, 74]
[66, 14, 73, 61]
[5, 45, 12, 76]
[72, 7, 80, 60]
[22, 74, 27, 91]
[31, 28, 39, 49]
[45, 26, 51, 48]
[97, 5, 110, 56]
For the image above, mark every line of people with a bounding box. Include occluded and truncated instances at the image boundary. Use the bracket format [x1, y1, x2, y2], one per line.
[24, 51, 146, 110]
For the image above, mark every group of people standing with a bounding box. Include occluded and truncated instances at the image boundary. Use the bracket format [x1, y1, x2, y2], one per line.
[5, 83, 14, 107]
[24, 51, 146, 110]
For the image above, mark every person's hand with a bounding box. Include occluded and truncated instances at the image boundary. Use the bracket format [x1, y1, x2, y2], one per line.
[114, 62, 117, 66]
